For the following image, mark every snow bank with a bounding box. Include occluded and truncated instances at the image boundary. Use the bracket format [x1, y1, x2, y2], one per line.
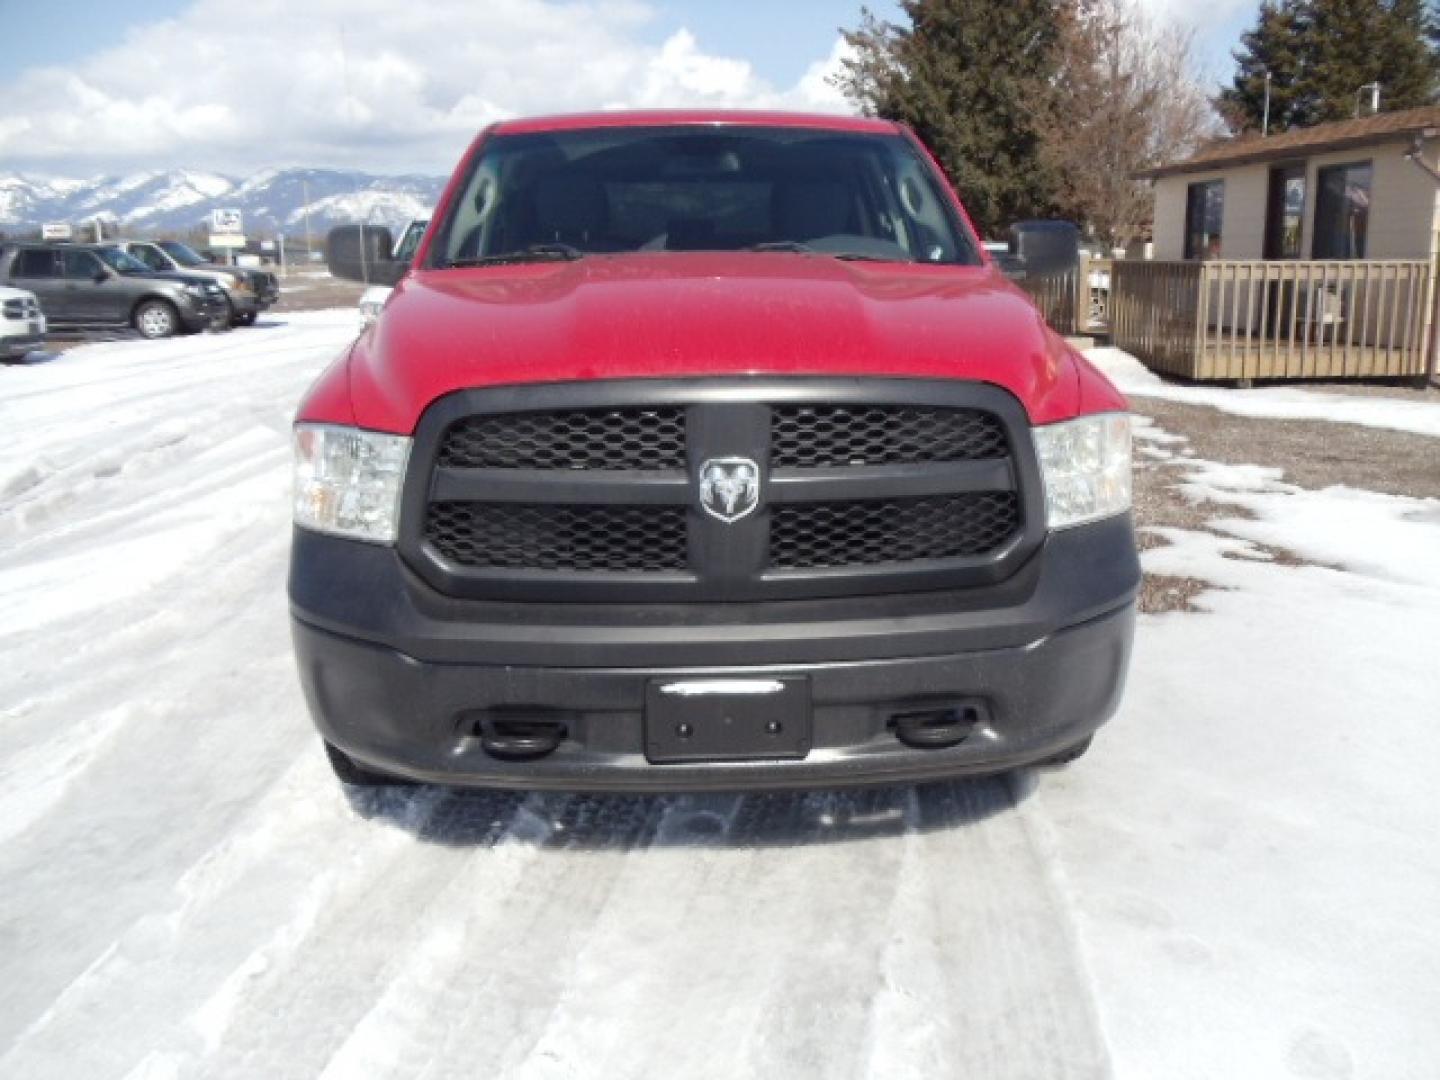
[1086, 345, 1440, 438]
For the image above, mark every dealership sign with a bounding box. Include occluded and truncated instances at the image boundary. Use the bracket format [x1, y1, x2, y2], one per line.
[209, 208, 245, 248]
[41, 222, 73, 241]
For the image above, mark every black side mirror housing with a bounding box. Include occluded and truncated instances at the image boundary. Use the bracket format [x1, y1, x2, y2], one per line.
[1007, 220, 1081, 278]
[326, 225, 404, 285]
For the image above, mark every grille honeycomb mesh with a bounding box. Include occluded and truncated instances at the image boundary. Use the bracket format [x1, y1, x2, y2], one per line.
[769, 493, 1020, 570]
[425, 502, 688, 572]
[439, 408, 687, 470]
[771, 404, 1007, 468]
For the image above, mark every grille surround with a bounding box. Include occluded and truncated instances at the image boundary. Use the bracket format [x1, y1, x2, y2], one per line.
[402, 379, 1046, 603]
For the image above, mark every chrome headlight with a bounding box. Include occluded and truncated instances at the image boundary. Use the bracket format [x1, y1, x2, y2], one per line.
[292, 424, 411, 544]
[1032, 412, 1132, 529]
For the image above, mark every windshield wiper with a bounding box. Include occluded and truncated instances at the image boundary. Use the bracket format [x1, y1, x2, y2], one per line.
[446, 243, 584, 268]
[833, 252, 912, 264]
[745, 241, 815, 253]
[745, 241, 911, 264]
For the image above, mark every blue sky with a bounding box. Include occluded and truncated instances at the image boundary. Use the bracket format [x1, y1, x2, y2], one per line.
[0, 0, 1248, 86]
[0, 0, 1257, 176]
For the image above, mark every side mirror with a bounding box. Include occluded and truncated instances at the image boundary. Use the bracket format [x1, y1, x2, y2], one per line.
[93, 269, 111, 283]
[325, 225, 403, 285]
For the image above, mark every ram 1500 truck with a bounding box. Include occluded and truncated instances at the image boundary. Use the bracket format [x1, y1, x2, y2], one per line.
[291, 110, 1139, 792]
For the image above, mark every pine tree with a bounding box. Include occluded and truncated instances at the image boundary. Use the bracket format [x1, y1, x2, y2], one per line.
[1305, 0, 1436, 120]
[1219, 0, 1438, 134]
[1216, 1, 1311, 133]
[836, 0, 1065, 236]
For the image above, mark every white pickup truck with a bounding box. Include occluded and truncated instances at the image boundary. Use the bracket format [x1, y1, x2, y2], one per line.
[357, 216, 429, 326]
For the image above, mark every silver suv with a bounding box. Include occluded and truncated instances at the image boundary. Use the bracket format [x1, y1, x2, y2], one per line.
[120, 239, 279, 326]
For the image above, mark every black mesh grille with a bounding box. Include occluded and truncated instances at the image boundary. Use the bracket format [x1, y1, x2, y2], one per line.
[426, 502, 688, 571]
[769, 493, 1020, 570]
[439, 408, 686, 470]
[771, 405, 1007, 468]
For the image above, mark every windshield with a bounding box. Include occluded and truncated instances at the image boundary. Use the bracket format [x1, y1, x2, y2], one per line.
[430, 125, 979, 267]
[97, 247, 153, 274]
[158, 240, 207, 267]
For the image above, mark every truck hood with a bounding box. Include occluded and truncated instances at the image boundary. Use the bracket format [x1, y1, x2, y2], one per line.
[346, 252, 1091, 431]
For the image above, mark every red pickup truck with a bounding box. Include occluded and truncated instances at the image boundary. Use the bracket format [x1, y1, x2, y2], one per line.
[291, 110, 1138, 791]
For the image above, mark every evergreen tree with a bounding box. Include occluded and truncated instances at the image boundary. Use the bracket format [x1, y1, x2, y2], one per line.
[1219, 0, 1438, 134]
[1216, 1, 1311, 133]
[1306, 0, 1436, 120]
[836, 0, 1065, 236]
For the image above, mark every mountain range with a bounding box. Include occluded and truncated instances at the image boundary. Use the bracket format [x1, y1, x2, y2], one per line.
[0, 168, 444, 238]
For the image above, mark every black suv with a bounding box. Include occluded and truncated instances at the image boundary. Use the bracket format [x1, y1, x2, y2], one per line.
[0, 243, 228, 339]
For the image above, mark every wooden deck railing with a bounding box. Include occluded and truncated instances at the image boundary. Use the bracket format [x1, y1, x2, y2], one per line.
[1018, 266, 1079, 336]
[1017, 255, 1113, 336]
[1110, 259, 1434, 381]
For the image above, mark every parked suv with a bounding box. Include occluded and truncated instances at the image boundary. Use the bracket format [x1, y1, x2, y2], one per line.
[0, 286, 46, 361]
[0, 244, 227, 338]
[292, 111, 1139, 792]
[120, 239, 279, 326]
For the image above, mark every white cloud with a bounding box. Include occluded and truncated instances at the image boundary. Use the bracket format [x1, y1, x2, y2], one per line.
[0, 0, 853, 176]
[1133, 0, 1254, 28]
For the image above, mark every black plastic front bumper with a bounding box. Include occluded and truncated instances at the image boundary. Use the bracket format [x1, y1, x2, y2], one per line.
[289, 514, 1140, 791]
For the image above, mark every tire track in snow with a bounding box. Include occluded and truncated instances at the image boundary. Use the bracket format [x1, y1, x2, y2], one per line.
[859, 780, 1112, 1080]
[0, 764, 449, 1080]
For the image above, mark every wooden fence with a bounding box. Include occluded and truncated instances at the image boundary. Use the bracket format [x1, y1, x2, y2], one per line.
[1017, 256, 1111, 336]
[1109, 259, 1435, 381]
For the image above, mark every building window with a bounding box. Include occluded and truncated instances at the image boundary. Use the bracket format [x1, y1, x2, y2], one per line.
[1313, 162, 1371, 259]
[1184, 180, 1224, 260]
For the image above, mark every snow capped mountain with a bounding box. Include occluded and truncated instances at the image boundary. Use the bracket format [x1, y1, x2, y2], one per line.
[0, 168, 444, 236]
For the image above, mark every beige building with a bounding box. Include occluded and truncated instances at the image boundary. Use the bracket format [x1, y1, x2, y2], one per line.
[1147, 105, 1440, 264]
[1111, 106, 1440, 382]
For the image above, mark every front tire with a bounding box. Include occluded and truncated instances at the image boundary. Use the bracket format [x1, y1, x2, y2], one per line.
[235, 310, 257, 327]
[134, 299, 179, 339]
[323, 741, 412, 787]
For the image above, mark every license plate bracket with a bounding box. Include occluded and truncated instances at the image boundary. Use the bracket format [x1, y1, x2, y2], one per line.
[644, 677, 812, 764]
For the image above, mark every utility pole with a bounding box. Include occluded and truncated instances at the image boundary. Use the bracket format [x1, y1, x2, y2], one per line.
[302, 176, 314, 261]
[1262, 70, 1272, 137]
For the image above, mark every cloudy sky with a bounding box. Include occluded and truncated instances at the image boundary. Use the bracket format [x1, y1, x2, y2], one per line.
[0, 0, 1258, 178]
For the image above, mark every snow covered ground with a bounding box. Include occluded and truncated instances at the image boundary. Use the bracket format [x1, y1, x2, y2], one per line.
[1, 322, 1437, 1079]
[1087, 345, 1440, 438]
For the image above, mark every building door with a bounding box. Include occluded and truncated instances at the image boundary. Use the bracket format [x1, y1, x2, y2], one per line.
[1264, 164, 1306, 337]
[1264, 164, 1306, 260]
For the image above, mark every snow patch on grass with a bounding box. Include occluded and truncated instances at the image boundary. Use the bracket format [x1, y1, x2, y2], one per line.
[1086, 345, 1440, 438]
